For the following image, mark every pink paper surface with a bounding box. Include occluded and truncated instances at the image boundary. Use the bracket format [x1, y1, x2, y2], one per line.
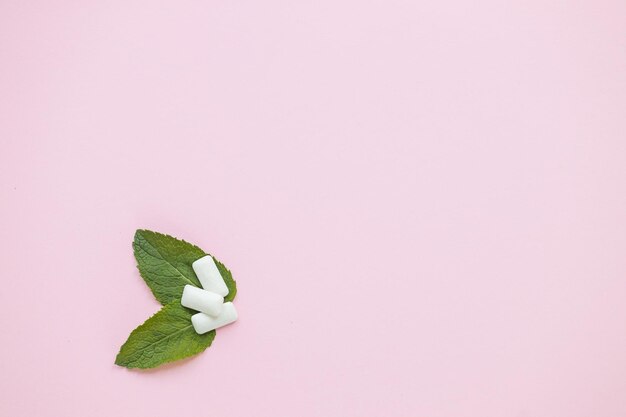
[1, 1, 625, 416]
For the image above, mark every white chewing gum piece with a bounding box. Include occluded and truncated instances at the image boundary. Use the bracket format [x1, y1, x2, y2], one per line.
[192, 255, 229, 297]
[181, 285, 223, 317]
[191, 302, 238, 335]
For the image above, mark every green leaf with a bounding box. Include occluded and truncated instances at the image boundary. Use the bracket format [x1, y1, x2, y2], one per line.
[133, 229, 237, 305]
[119, 229, 238, 369]
[115, 301, 216, 369]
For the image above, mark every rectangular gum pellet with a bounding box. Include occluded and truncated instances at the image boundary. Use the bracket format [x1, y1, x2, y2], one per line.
[191, 302, 238, 334]
[181, 285, 223, 317]
[192, 255, 229, 297]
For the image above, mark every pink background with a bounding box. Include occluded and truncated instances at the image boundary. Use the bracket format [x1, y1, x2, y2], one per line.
[1, 1, 625, 416]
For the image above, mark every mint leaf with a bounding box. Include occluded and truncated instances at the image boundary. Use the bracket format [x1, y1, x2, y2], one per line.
[133, 229, 237, 304]
[133, 229, 204, 304]
[115, 301, 216, 369]
[118, 229, 238, 369]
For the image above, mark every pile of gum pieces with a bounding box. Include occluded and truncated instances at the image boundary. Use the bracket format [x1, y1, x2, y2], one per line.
[181, 255, 238, 334]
